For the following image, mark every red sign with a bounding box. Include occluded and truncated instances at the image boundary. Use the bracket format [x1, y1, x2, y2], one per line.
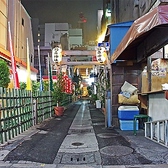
[92, 56, 97, 61]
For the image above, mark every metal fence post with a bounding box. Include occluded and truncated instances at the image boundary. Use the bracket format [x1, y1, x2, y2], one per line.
[32, 98, 37, 125]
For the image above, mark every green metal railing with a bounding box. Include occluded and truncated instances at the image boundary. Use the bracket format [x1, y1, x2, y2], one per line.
[0, 88, 72, 144]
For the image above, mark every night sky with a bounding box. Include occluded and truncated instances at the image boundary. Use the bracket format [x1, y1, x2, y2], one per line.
[21, 0, 103, 42]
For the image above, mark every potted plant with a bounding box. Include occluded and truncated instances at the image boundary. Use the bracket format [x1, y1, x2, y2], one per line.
[52, 73, 65, 116]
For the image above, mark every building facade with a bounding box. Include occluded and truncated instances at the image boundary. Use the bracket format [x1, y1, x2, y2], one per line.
[32, 21, 84, 79]
[108, 0, 168, 127]
[0, 0, 37, 85]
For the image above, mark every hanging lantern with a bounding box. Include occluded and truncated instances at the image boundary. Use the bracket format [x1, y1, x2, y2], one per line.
[52, 46, 62, 63]
[92, 66, 95, 74]
[86, 68, 88, 76]
[94, 66, 97, 75]
[68, 66, 71, 77]
[96, 47, 107, 63]
[77, 68, 79, 76]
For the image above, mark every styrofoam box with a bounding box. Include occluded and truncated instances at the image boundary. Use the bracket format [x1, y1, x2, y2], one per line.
[119, 120, 139, 131]
[118, 106, 139, 120]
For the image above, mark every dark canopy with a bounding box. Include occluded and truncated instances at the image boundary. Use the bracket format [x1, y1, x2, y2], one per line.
[111, 5, 168, 63]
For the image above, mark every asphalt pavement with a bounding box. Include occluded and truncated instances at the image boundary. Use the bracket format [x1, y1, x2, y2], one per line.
[0, 99, 167, 168]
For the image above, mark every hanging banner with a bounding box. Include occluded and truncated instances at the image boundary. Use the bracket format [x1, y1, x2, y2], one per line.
[26, 38, 32, 91]
[8, 22, 20, 89]
[38, 45, 43, 91]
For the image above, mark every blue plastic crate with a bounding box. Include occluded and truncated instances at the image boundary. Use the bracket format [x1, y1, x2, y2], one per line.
[119, 120, 138, 131]
[118, 106, 139, 120]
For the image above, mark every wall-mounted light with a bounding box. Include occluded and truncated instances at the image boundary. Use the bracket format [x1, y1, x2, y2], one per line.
[106, 9, 111, 17]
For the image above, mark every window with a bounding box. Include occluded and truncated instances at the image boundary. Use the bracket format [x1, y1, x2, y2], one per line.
[22, 18, 24, 26]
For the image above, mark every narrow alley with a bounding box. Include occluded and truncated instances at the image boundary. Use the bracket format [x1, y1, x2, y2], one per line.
[0, 100, 167, 168]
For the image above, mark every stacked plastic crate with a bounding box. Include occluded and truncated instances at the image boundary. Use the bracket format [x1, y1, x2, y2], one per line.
[118, 106, 139, 130]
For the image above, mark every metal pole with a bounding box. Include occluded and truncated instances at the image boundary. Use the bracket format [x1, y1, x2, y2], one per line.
[104, 66, 107, 127]
[106, 65, 112, 128]
[147, 56, 152, 91]
[38, 45, 43, 91]
[48, 53, 52, 116]
[109, 64, 113, 127]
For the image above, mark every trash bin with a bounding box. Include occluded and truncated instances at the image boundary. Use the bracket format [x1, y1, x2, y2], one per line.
[96, 100, 101, 108]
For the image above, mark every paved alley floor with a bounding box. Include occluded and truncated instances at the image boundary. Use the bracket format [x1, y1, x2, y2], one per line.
[0, 100, 167, 168]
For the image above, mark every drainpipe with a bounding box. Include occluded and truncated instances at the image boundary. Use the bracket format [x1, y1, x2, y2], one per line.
[105, 60, 112, 128]
[147, 56, 151, 91]
[110, 63, 113, 126]
[111, 0, 119, 23]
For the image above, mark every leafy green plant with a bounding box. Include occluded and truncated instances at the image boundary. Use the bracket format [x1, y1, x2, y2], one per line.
[20, 82, 26, 90]
[20, 81, 41, 92]
[90, 94, 97, 104]
[32, 81, 40, 92]
[0, 59, 10, 88]
[87, 86, 92, 96]
[72, 72, 82, 96]
[52, 73, 65, 106]
[43, 81, 49, 91]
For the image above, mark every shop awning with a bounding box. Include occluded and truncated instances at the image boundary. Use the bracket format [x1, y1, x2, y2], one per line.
[111, 5, 168, 63]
